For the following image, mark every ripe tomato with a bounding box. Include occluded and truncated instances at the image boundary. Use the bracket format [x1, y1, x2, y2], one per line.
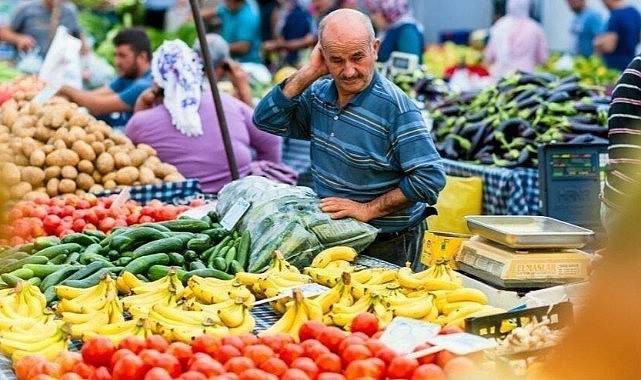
[72, 218, 86, 232]
[112, 354, 146, 380]
[435, 350, 457, 368]
[165, 342, 193, 371]
[119, 336, 147, 354]
[338, 336, 365, 356]
[237, 333, 259, 347]
[138, 349, 163, 368]
[278, 343, 304, 365]
[340, 344, 372, 365]
[110, 349, 136, 370]
[222, 335, 246, 352]
[387, 356, 419, 379]
[242, 344, 273, 366]
[214, 345, 242, 364]
[442, 356, 477, 378]
[350, 312, 379, 337]
[70, 362, 95, 379]
[238, 368, 278, 380]
[145, 335, 169, 352]
[363, 338, 386, 356]
[191, 335, 221, 356]
[290, 357, 319, 379]
[412, 343, 437, 365]
[259, 333, 293, 352]
[343, 359, 383, 380]
[317, 373, 346, 380]
[188, 356, 225, 377]
[298, 320, 326, 342]
[91, 366, 112, 380]
[98, 217, 117, 233]
[59, 373, 84, 380]
[281, 368, 311, 380]
[373, 347, 396, 366]
[258, 357, 288, 377]
[55, 350, 82, 374]
[412, 363, 446, 380]
[317, 327, 346, 352]
[223, 356, 255, 375]
[143, 367, 173, 380]
[315, 352, 342, 373]
[177, 371, 208, 380]
[152, 353, 182, 377]
[82, 337, 116, 368]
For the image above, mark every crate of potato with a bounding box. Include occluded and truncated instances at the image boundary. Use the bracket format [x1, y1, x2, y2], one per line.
[0, 93, 185, 202]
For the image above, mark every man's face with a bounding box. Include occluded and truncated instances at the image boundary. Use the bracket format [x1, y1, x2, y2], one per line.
[602, 0, 616, 10]
[567, 0, 584, 12]
[224, 0, 242, 11]
[114, 44, 141, 79]
[321, 31, 379, 100]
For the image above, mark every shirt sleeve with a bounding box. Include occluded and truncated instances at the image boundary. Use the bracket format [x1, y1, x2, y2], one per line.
[9, 4, 27, 31]
[117, 78, 152, 108]
[241, 101, 282, 163]
[391, 110, 446, 205]
[252, 81, 313, 140]
[235, 8, 259, 43]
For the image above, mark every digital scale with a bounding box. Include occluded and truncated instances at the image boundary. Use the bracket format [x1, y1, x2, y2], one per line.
[383, 51, 419, 77]
[455, 216, 593, 290]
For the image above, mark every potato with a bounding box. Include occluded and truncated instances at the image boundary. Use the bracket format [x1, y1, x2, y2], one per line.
[137, 143, 157, 157]
[107, 146, 124, 156]
[164, 173, 185, 182]
[44, 166, 61, 180]
[1, 163, 21, 185]
[115, 167, 139, 185]
[91, 131, 105, 142]
[21, 137, 38, 157]
[83, 133, 97, 144]
[102, 172, 116, 183]
[14, 154, 29, 167]
[42, 145, 54, 154]
[89, 184, 104, 193]
[71, 140, 96, 161]
[153, 163, 177, 179]
[110, 133, 131, 146]
[128, 149, 148, 167]
[138, 167, 155, 185]
[103, 180, 116, 190]
[68, 113, 91, 127]
[69, 126, 87, 142]
[92, 171, 102, 183]
[21, 166, 45, 187]
[2, 107, 18, 128]
[142, 156, 161, 168]
[29, 149, 46, 167]
[90, 141, 105, 155]
[103, 139, 115, 150]
[76, 173, 94, 191]
[58, 178, 76, 194]
[23, 191, 48, 202]
[77, 160, 94, 174]
[52, 139, 67, 150]
[10, 182, 32, 199]
[113, 152, 132, 169]
[33, 125, 52, 142]
[45, 149, 79, 167]
[96, 152, 115, 174]
[61, 165, 78, 179]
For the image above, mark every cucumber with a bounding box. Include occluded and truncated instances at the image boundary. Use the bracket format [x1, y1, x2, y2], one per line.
[229, 260, 244, 275]
[79, 253, 111, 265]
[139, 223, 172, 233]
[33, 243, 83, 259]
[113, 257, 133, 267]
[168, 232, 197, 245]
[107, 266, 125, 275]
[64, 251, 81, 264]
[200, 215, 212, 224]
[200, 246, 218, 261]
[82, 243, 104, 257]
[33, 236, 61, 251]
[224, 247, 237, 269]
[160, 219, 212, 232]
[49, 254, 68, 265]
[109, 227, 170, 252]
[207, 211, 220, 223]
[61, 233, 99, 247]
[44, 286, 57, 304]
[0, 255, 48, 274]
[236, 230, 250, 269]
[189, 261, 207, 271]
[201, 227, 230, 244]
[183, 250, 198, 263]
[63, 261, 111, 282]
[63, 268, 112, 288]
[3, 267, 34, 283]
[83, 229, 107, 241]
[27, 277, 41, 287]
[147, 265, 188, 281]
[167, 252, 185, 266]
[23, 264, 73, 279]
[124, 253, 170, 275]
[212, 257, 227, 272]
[0, 251, 29, 261]
[248, 222, 298, 273]
[132, 237, 184, 259]
[17, 243, 36, 255]
[186, 234, 211, 253]
[40, 266, 81, 291]
[0, 247, 22, 260]
[1, 273, 23, 287]
[183, 268, 233, 282]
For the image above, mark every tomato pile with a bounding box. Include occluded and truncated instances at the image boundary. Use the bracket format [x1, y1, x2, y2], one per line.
[2, 194, 204, 246]
[15, 314, 480, 380]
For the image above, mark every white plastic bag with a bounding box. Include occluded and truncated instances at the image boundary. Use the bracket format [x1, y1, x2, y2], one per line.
[39, 26, 82, 89]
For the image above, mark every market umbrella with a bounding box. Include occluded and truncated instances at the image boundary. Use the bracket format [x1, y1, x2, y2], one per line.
[188, 0, 239, 181]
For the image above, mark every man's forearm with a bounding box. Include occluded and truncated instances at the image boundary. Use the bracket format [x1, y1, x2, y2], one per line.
[365, 188, 413, 221]
[282, 66, 322, 99]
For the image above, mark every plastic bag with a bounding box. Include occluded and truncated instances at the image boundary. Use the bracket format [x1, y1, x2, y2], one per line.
[16, 49, 43, 74]
[216, 176, 378, 272]
[427, 175, 483, 234]
[82, 52, 116, 89]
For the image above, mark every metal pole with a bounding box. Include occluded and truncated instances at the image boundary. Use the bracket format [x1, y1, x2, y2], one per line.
[188, 0, 239, 180]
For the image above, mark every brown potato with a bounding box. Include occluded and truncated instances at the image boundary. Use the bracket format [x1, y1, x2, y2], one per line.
[61, 165, 78, 179]
[29, 149, 46, 167]
[76, 173, 94, 191]
[103, 179, 116, 189]
[58, 178, 76, 194]
[115, 167, 139, 185]
[96, 152, 115, 174]
[90, 141, 105, 155]
[77, 159, 94, 174]
[113, 152, 132, 169]
[44, 166, 61, 180]
[10, 182, 32, 199]
[71, 140, 96, 161]
[89, 184, 104, 193]
[1, 163, 21, 185]
[138, 167, 155, 185]
[20, 166, 45, 187]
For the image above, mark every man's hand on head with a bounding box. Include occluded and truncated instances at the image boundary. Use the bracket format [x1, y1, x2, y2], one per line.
[319, 197, 373, 223]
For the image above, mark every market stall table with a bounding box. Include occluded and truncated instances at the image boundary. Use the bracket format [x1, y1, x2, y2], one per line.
[442, 159, 539, 216]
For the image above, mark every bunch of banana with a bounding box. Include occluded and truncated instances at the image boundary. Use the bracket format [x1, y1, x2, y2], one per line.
[115, 271, 146, 295]
[385, 291, 439, 321]
[82, 318, 153, 344]
[56, 274, 119, 313]
[236, 251, 302, 287]
[325, 292, 393, 330]
[397, 261, 462, 292]
[310, 246, 357, 268]
[0, 320, 68, 362]
[254, 271, 312, 300]
[217, 297, 256, 335]
[130, 269, 184, 296]
[188, 276, 255, 305]
[349, 269, 399, 299]
[61, 293, 125, 339]
[0, 281, 51, 322]
[314, 272, 355, 313]
[259, 289, 323, 342]
[147, 303, 230, 343]
[121, 285, 182, 318]
[303, 266, 343, 287]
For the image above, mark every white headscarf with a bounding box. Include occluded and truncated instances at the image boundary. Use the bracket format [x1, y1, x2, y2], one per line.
[507, 0, 531, 18]
[152, 40, 204, 137]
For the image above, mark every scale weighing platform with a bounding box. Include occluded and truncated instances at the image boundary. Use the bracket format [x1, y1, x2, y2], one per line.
[455, 216, 594, 290]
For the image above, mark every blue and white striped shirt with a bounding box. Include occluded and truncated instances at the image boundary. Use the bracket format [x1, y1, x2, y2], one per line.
[253, 72, 446, 233]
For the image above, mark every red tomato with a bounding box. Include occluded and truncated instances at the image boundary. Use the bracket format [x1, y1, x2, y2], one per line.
[191, 335, 221, 356]
[412, 363, 446, 380]
[435, 350, 456, 368]
[315, 352, 342, 373]
[72, 218, 86, 232]
[76, 199, 91, 209]
[412, 343, 437, 365]
[237, 333, 259, 347]
[110, 349, 136, 370]
[281, 368, 311, 380]
[373, 347, 396, 367]
[304, 342, 330, 360]
[138, 349, 162, 369]
[222, 335, 246, 352]
[188, 356, 225, 377]
[338, 336, 366, 356]
[8, 207, 24, 221]
[143, 367, 173, 380]
[290, 357, 319, 379]
[152, 353, 182, 377]
[259, 333, 293, 352]
[177, 371, 208, 380]
[31, 205, 48, 220]
[98, 217, 116, 233]
[55, 350, 82, 374]
[165, 342, 193, 371]
[61, 205, 75, 218]
[387, 356, 419, 379]
[112, 353, 146, 380]
[298, 320, 326, 342]
[89, 366, 111, 380]
[70, 362, 95, 379]
[126, 213, 140, 226]
[85, 209, 99, 226]
[82, 337, 116, 368]
[363, 338, 386, 356]
[317, 327, 346, 352]
[60, 373, 84, 380]
[213, 345, 242, 364]
[145, 335, 169, 352]
[139, 215, 154, 223]
[238, 368, 278, 380]
[350, 312, 379, 337]
[317, 373, 346, 380]
[278, 343, 304, 365]
[442, 356, 477, 378]
[29, 375, 55, 380]
[340, 344, 372, 365]
[223, 356, 255, 375]
[242, 344, 273, 366]
[343, 359, 382, 380]
[258, 357, 288, 377]
[118, 336, 147, 354]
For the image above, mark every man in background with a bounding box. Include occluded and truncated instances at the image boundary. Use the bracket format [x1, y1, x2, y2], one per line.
[566, 0, 604, 57]
[594, 0, 641, 71]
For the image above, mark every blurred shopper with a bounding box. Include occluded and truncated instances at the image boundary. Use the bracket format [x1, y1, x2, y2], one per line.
[567, 0, 604, 57]
[217, 0, 262, 63]
[257, 0, 279, 41]
[483, 0, 548, 78]
[144, 0, 176, 30]
[126, 40, 288, 194]
[262, 0, 315, 66]
[594, 0, 641, 71]
[363, 0, 424, 64]
[56, 28, 152, 129]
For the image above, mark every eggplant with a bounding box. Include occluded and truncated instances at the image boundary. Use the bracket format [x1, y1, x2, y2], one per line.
[572, 103, 599, 113]
[559, 74, 580, 85]
[497, 118, 531, 138]
[546, 91, 571, 103]
[567, 122, 608, 135]
[568, 133, 609, 144]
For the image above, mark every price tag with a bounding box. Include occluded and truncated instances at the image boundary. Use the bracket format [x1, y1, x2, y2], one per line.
[110, 187, 131, 210]
[220, 198, 251, 231]
[379, 317, 441, 355]
[425, 332, 496, 356]
[32, 85, 60, 104]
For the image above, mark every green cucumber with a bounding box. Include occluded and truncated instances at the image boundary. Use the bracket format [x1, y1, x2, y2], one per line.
[23, 264, 73, 279]
[236, 230, 250, 269]
[167, 252, 185, 266]
[79, 253, 111, 265]
[40, 266, 81, 291]
[1, 273, 23, 287]
[224, 247, 237, 269]
[0, 251, 29, 261]
[124, 253, 170, 275]
[17, 243, 36, 255]
[63, 261, 111, 282]
[229, 260, 244, 275]
[212, 257, 227, 272]
[63, 268, 112, 288]
[0, 255, 48, 274]
[61, 233, 99, 247]
[189, 261, 207, 271]
[113, 257, 133, 267]
[147, 265, 188, 282]
[33, 243, 83, 259]
[139, 223, 172, 233]
[186, 234, 211, 253]
[44, 286, 57, 304]
[183, 250, 198, 263]
[183, 268, 233, 282]
[160, 219, 212, 232]
[167, 232, 196, 245]
[83, 229, 107, 241]
[132, 237, 184, 259]
[27, 277, 41, 287]
[207, 211, 220, 223]
[82, 243, 104, 257]
[33, 236, 61, 251]
[201, 246, 218, 261]
[49, 254, 68, 265]
[109, 227, 170, 252]
[64, 251, 81, 264]
[201, 227, 230, 244]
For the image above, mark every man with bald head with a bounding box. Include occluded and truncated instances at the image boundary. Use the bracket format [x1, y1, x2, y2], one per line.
[253, 9, 446, 270]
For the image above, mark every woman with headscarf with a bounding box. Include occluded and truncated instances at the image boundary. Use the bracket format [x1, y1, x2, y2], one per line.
[124, 40, 290, 194]
[364, 0, 425, 64]
[483, 0, 548, 78]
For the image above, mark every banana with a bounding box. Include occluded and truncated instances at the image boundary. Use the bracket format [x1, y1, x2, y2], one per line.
[390, 297, 434, 319]
[444, 304, 488, 324]
[372, 300, 394, 329]
[259, 295, 299, 338]
[324, 260, 354, 272]
[121, 289, 174, 311]
[10, 336, 68, 362]
[350, 270, 373, 283]
[64, 312, 111, 339]
[61, 310, 105, 324]
[154, 304, 222, 326]
[421, 278, 462, 291]
[314, 285, 342, 313]
[235, 272, 263, 286]
[397, 265, 427, 290]
[301, 297, 323, 322]
[285, 292, 312, 342]
[217, 300, 248, 328]
[422, 302, 440, 322]
[120, 271, 146, 291]
[445, 288, 489, 305]
[271, 251, 301, 274]
[228, 309, 256, 335]
[364, 269, 397, 285]
[311, 246, 357, 268]
[303, 267, 341, 287]
[187, 299, 236, 313]
[0, 329, 65, 355]
[442, 301, 486, 316]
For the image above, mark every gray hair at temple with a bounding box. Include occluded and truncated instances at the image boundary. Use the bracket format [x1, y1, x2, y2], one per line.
[193, 33, 230, 68]
[318, 9, 375, 45]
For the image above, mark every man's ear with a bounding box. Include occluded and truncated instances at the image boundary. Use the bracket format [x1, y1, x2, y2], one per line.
[372, 38, 381, 55]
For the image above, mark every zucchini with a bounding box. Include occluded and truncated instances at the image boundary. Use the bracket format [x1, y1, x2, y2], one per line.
[132, 237, 184, 259]
[83, 229, 107, 241]
[1, 273, 24, 287]
[64, 268, 112, 288]
[183, 268, 233, 282]
[61, 233, 99, 247]
[64, 251, 81, 264]
[79, 253, 111, 265]
[139, 223, 171, 233]
[201, 227, 230, 243]
[212, 257, 227, 272]
[49, 254, 68, 265]
[160, 219, 212, 232]
[236, 230, 251, 269]
[147, 265, 188, 282]
[33, 243, 83, 259]
[167, 252, 185, 267]
[189, 261, 207, 271]
[124, 253, 170, 275]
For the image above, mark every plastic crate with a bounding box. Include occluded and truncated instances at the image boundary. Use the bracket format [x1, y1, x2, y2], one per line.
[465, 301, 573, 339]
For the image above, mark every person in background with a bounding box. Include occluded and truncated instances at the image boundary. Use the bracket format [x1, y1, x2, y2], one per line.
[0, 0, 83, 56]
[566, 0, 604, 57]
[309, 0, 337, 23]
[262, 0, 314, 66]
[56, 28, 153, 130]
[594, 0, 641, 71]
[363, 0, 424, 64]
[253, 9, 446, 270]
[483, 0, 548, 78]
[217, 0, 262, 63]
[127, 40, 287, 194]
[257, 0, 279, 42]
[144, 0, 176, 30]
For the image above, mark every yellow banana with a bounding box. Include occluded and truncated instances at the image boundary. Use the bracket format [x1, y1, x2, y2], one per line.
[285, 298, 309, 342]
[301, 298, 324, 321]
[10, 336, 67, 362]
[217, 301, 247, 328]
[397, 265, 426, 290]
[324, 260, 354, 272]
[444, 304, 487, 324]
[391, 297, 434, 319]
[422, 303, 440, 322]
[311, 246, 357, 268]
[314, 286, 342, 314]
[259, 299, 298, 337]
[442, 301, 486, 316]
[64, 312, 110, 339]
[153, 304, 221, 326]
[228, 309, 256, 335]
[421, 278, 462, 291]
[303, 267, 341, 287]
[0, 329, 65, 355]
[445, 288, 488, 305]
[234, 272, 263, 286]
[364, 270, 397, 285]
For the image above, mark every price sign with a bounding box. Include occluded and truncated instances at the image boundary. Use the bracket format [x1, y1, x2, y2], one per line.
[379, 317, 441, 355]
[220, 198, 251, 231]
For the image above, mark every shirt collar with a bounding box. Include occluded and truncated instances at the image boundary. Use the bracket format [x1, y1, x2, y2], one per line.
[319, 71, 380, 108]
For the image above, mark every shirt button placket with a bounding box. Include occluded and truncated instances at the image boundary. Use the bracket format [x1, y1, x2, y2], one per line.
[331, 113, 339, 137]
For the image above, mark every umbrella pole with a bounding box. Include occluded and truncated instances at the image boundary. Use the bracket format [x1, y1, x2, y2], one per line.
[188, 0, 239, 180]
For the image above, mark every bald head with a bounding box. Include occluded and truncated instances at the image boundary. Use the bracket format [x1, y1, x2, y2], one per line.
[318, 9, 375, 48]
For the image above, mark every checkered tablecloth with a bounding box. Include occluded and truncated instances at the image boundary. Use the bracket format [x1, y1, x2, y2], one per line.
[92, 179, 213, 206]
[442, 159, 540, 216]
